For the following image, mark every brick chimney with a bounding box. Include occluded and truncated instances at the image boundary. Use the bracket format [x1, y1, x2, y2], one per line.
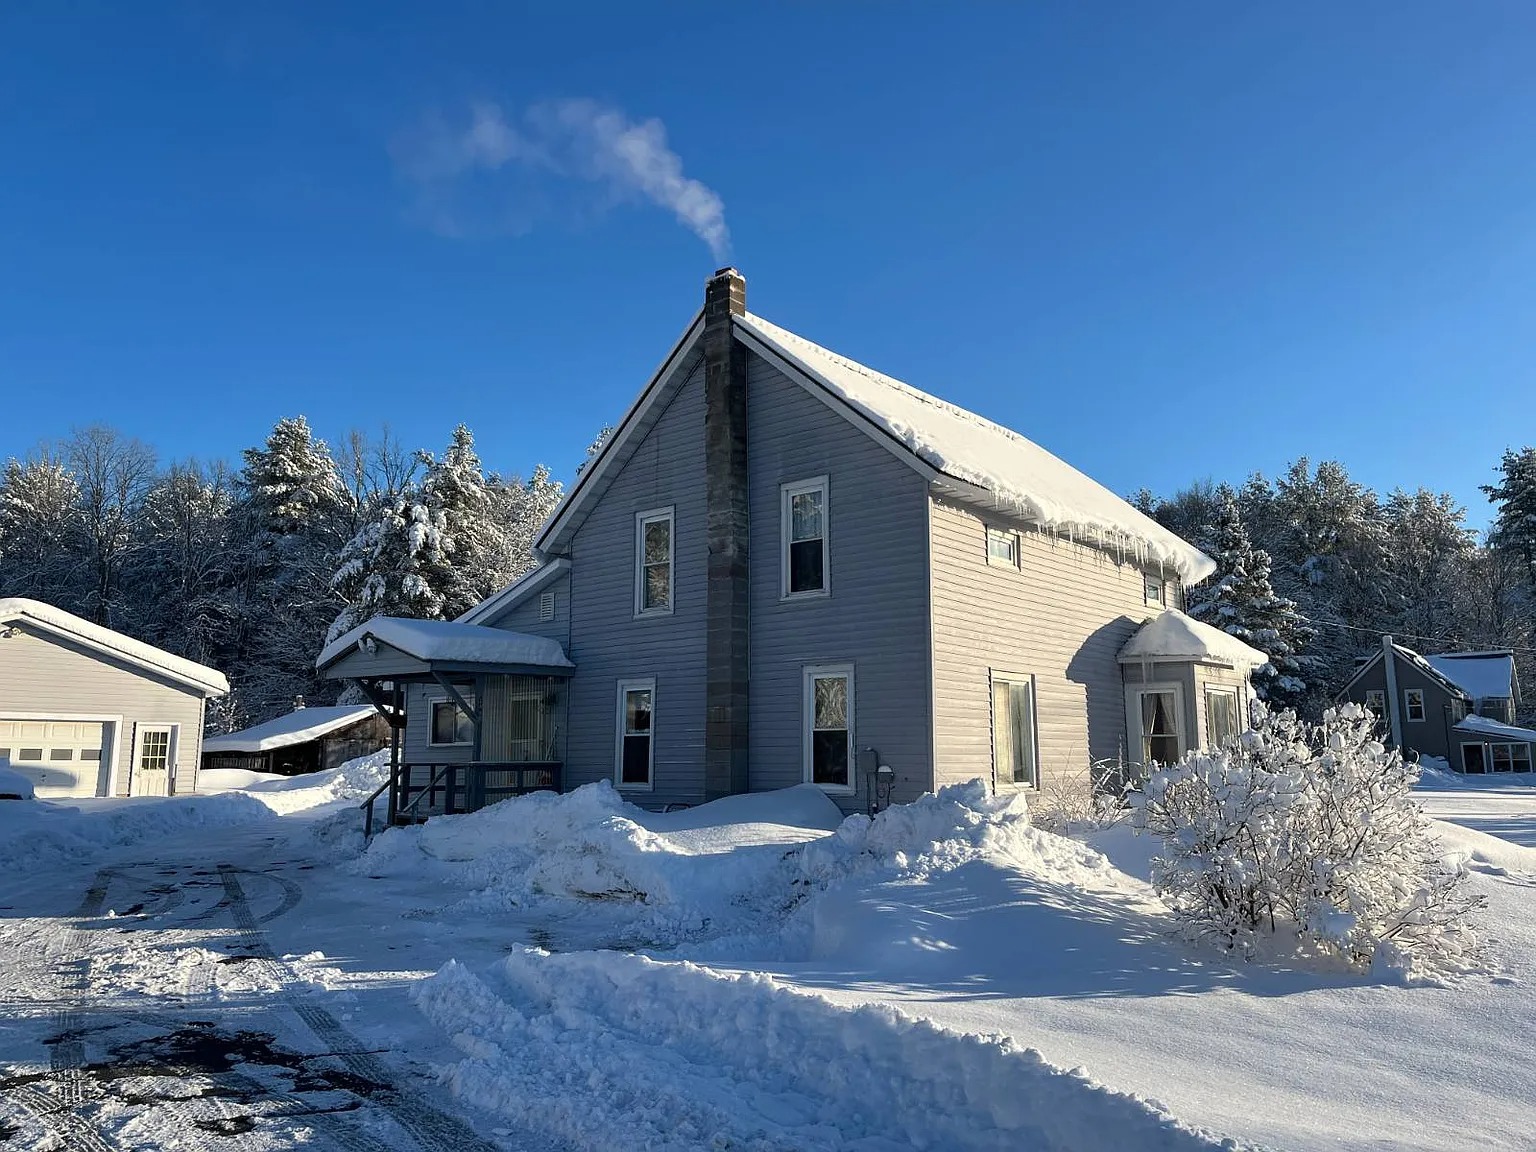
[703, 267, 749, 800]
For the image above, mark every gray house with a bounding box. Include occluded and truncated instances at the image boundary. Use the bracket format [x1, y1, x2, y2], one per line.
[1336, 639, 1528, 774]
[320, 269, 1251, 822]
[0, 597, 229, 798]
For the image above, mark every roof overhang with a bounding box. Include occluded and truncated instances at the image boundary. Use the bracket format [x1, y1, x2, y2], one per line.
[458, 558, 572, 626]
[315, 616, 575, 683]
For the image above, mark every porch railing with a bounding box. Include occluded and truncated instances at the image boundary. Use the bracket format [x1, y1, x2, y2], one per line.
[360, 761, 562, 838]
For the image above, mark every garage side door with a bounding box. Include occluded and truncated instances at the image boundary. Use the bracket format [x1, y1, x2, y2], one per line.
[0, 719, 110, 798]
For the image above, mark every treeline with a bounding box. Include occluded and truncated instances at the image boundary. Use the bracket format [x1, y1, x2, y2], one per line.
[0, 419, 565, 731]
[1135, 449, 1536, 720]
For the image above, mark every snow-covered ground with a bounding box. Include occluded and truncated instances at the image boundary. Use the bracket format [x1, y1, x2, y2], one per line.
[1, 759, 1532, 1150]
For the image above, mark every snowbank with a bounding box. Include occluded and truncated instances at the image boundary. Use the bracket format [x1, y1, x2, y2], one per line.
[415, 950, 1230, 1152]
[197, 767, 286, 792]
[0, 762, 35, 800]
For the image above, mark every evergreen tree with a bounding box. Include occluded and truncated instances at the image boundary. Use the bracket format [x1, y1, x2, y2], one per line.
[328, 489, 449, 640]
[418, 425, 497, 620]
[1189, 487, 1315, 709]
[1484, 446, 1536, 589]
[1378, 488, 1476, 645]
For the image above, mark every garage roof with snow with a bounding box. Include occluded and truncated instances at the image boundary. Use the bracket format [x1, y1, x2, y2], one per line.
[1425, 652, 1518, 703]
[0, 597, 229, 696]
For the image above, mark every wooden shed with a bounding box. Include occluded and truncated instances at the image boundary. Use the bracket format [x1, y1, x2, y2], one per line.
[201, 704, 391, 777]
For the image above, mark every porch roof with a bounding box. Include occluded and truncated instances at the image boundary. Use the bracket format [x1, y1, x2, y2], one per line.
[315, 615, 574, 681]
[1118, 609, 1268, 671]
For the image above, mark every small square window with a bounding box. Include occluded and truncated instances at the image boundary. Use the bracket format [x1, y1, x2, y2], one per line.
[430, 700, 474, 746]
[986, 527, 1019, 568]
[1404, 689, 1426, 723]
[1364, 689, 1385, 715]
[1144, 574, 1165, 607]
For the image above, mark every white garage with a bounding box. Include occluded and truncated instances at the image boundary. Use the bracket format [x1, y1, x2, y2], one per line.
[0, 598, 227, 798]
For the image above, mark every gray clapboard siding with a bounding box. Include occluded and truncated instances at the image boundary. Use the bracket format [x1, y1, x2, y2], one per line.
[929, 497, 1163, 791]
[563, 359, 710, 809]
[1340, 654, 1461, 762]
[403, 682, 475, 766]
[480, 571, 571, 648]
[0, 623, 207, 795]
[745, 350, 933, 810]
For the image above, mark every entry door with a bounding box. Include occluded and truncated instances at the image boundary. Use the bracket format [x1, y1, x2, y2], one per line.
[1461, 744, 1486, 774]
[133, 725, 175, 796]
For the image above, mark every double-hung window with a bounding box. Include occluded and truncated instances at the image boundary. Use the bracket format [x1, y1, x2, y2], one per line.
[1137, 687, 1183, 766]
[803, 665, 853, 791]
[634, 507, 674, 616]
[1204, 687, 1240, 749]
[430, 699, 474, 746]
[615, 678, 655, 789]
[1364, 689, 1385, 716]
[986, 527, 1019, 568]
[1404, 688, 1426, 723]
[991, 672, 1039, 788]
[782, 477, 829, 597]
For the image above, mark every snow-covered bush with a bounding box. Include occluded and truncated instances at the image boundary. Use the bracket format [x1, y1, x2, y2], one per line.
[1128, 703, 1483, 978]
[1030, 762, 1127, 835]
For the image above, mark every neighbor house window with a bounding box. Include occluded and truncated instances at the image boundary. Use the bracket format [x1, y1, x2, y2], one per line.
[986, 527, 1019, 568]
[782, 477, 829, 597]
[634, 507, 674, 615]
[991, 672, 1039, 788]
[1490, 743, 1531, 773]
[430, 699, 473, 746]
[1404, 688, 1426, 723]
[803, 665, 853, 791]
[1144, 574, 1165, 607]
[1364, 689, 1385, 716]
[1205, 687, 1240, 749]
[615, 678, 655, 789]
[1137, 687, 1183, 766]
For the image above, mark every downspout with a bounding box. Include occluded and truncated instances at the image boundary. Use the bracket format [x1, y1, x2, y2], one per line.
[1381, 634, 1403, 752]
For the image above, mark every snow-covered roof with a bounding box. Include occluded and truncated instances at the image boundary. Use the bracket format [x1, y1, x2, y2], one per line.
[458, 558, 571, 626]
[1455, 714, 1536, 744]
[0, 597, 229, 696]
[1118, 609, 1269, 670]
[202, 705, 380, 754]
[1426, 652, 1517, 703]
[533, 299, 1215, 583]
[735, 313, 1216, 583]
[316, 616, 574, 672]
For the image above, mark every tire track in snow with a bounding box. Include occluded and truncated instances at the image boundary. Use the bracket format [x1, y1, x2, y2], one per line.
[216, 865, 512, 1152]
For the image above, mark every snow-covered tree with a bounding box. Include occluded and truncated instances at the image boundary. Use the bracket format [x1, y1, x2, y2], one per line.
[1188, 487, 1314, 709]
[1484, 446, 1536, 589]
[0, 452, 85, 606]
[66, 426, 157, 626]
[418, 425, 498, 620]
[328, 490, 449, 641]
[1379, 488, 1476, 645]
[1130, 704, 1484, 978]
[485, 464, 563, 591]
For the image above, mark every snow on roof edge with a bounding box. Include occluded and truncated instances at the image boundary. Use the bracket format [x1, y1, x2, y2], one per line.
[458, 558, 572, 626]
[734, 313, 1215, 584]
[0, 597, 229, 695]
[1118, 609, 1269, 670]
[317, 615, 574, 672]
[1455, 714, 1536, 744]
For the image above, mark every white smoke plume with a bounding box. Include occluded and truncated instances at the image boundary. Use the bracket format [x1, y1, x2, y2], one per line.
[392, 99, 730, 260]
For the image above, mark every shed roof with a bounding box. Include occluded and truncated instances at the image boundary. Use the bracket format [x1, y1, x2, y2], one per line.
[203, 705, 379, 754]
[1455, 714, 1536, 745]
[0, 597, 229, 696]
[1118, 610, 1269, 670]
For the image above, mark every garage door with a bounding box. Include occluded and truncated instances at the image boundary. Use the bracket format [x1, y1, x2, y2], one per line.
[0, 719, 110, 798]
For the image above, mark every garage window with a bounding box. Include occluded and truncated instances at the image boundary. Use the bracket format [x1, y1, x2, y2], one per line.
[49, 748, 73, 761]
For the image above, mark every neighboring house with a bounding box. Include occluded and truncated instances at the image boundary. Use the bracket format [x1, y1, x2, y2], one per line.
[1335, 638, 1529, 773]
[0, 597, 228, 798]
[201, 704, 392, 777]
[318, 268, 1248, 822]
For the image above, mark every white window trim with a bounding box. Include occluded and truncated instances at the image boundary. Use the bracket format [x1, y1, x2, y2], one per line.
[1144, 573, 1166, 607]
[1364, 689, 1385, 713]
[614, 677, 657, 792]
[985, 526, 1020, 570]
[1203, 685, 1240, 749]
[633, 506, 676, 618]
[989, 669, 1040, 790]
[427, 695, 476, 748]
[802, 663, 855, 794]
[781, 476, 831, 600]
[1125, 681, 1187, 768]
[1404, 688, 1426, 723]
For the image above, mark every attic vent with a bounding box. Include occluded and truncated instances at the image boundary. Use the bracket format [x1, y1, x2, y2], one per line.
[539, 591, 556, 622]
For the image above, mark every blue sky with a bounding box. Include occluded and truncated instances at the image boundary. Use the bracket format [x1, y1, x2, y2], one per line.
[2, 3, 1532, 528]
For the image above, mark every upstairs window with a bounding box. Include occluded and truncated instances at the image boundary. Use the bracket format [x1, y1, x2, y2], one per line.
[634, 507, 674, 616]
[1364, 689, 1385, 716]
[1404, 688, 1426, 723]
[1144, 574, 1165, 607]
[783, 478, 829, 597]
[986, 527, 1020, 568]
